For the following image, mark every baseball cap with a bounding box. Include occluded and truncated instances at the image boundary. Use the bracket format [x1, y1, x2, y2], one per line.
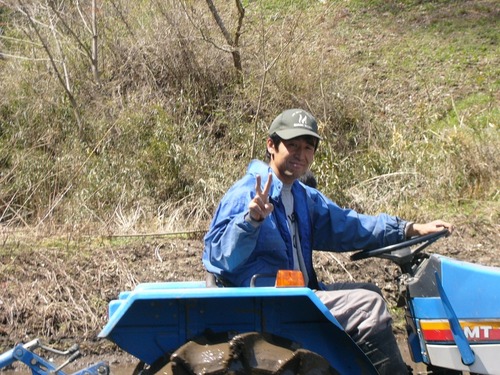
[268, 109, 322, 140]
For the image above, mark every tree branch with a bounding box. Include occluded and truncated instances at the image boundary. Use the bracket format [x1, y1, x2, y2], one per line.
[19, 1, 82, 134]
[203, 0, 244, 80]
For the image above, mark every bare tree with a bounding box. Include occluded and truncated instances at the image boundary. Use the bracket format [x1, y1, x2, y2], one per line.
[204, 0, 245, 82]
[47, 0, 101, 85]
[4, 0, 102, 137]
[17, 0, 83, 131]
[90, 0, 99, 83]
[182, 0, 245, 84]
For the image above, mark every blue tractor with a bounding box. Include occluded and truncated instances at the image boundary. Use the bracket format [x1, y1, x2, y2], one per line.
[2, 230, 500, 374]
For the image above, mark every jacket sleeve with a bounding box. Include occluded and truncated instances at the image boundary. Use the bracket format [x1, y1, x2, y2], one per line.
[202, 181, 262, 273]
[308, 190, 407, 251]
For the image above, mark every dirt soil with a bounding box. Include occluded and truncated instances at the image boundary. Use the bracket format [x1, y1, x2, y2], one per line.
[0, 224, 498, 373]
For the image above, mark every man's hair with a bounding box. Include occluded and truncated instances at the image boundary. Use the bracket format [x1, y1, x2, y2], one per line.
[266, 133, 282, 161]
[266, 133, 319, 161]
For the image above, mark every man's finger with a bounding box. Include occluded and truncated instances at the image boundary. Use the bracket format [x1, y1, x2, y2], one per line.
[255, 174, 262, 195]
[262, 173, 273, 197]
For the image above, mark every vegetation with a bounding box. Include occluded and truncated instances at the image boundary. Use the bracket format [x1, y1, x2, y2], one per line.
[0, 0, 498, 236]
[0, 1, 498, 362]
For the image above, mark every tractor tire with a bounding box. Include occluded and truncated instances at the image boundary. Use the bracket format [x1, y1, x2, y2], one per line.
[156, 331, 341, 375]
[425, 365, 464, 375]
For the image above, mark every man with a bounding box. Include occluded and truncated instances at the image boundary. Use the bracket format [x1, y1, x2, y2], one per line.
[202, 108, 454, 374]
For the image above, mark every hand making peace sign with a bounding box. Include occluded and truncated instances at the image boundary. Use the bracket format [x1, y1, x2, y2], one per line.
[248, 173, 274, 222]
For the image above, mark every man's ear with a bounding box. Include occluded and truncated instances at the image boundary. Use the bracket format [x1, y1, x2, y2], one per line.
[266, 138, 275, 155]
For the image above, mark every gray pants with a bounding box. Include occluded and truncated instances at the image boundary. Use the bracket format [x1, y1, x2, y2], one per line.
[315, 286, 392, 343]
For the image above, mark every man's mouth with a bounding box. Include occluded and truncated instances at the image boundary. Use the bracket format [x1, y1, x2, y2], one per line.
[289, 161, 305, 169]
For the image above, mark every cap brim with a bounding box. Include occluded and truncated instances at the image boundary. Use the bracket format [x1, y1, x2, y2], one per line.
[275, 128, 322, 140]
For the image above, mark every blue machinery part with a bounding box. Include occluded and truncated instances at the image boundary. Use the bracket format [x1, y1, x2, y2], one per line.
[0, 339, 109, 375]
[99, 282, 378, 374]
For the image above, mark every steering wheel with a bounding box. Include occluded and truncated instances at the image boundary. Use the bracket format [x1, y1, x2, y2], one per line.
[350, 228, 449, 261]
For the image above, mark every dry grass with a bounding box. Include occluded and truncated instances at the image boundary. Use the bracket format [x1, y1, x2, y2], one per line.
[0, 0, 498, 234]
[0, 232, 207, 354]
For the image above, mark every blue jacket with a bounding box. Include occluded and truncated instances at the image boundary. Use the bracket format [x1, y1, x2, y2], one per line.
[202, 160, 407, 289]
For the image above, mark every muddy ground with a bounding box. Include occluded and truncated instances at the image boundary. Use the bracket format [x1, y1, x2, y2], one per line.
[0, 223, 498, 373]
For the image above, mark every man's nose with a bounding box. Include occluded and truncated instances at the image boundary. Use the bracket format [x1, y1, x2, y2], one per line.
[296, 146, 308, 158]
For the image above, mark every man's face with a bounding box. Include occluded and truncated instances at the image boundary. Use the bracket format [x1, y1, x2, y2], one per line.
[268, 136, 317, 184]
